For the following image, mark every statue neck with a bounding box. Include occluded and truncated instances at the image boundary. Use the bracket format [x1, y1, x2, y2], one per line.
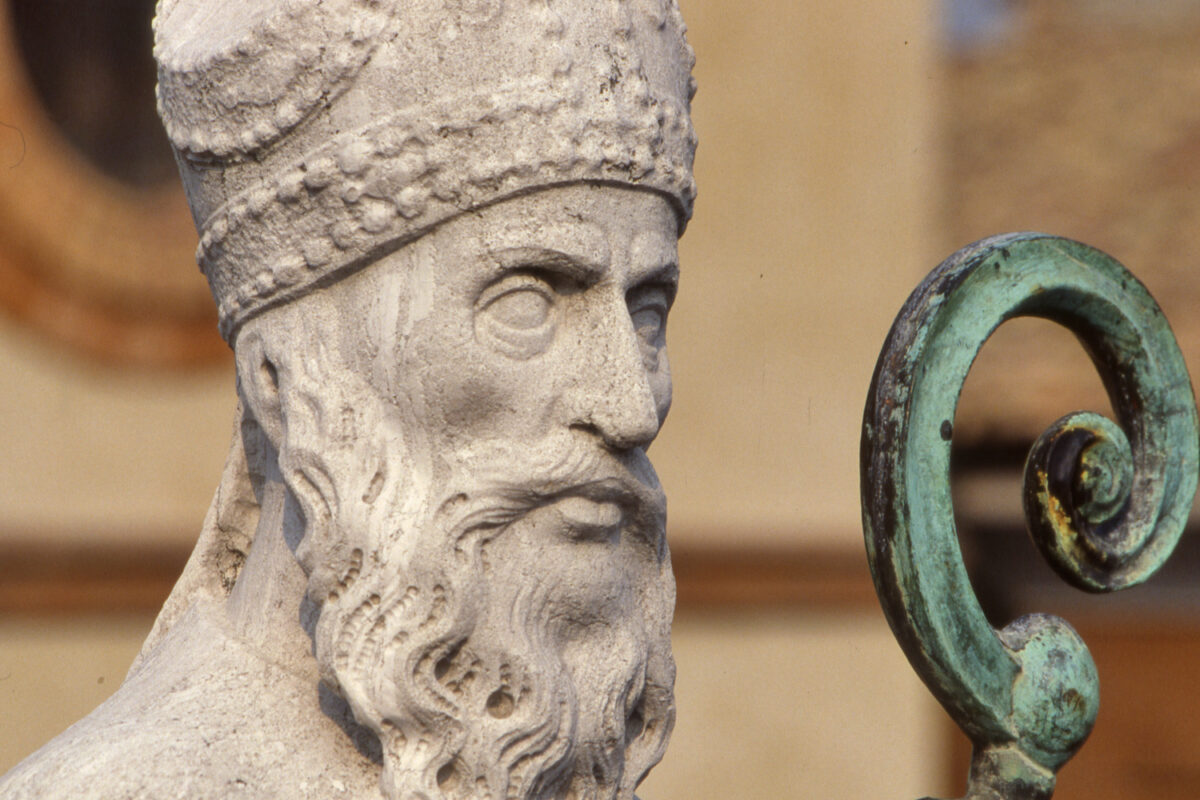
[225, 460, 320, 684]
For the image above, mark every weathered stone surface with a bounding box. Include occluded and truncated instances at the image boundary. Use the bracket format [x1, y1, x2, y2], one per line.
[0, 2, 695, 798]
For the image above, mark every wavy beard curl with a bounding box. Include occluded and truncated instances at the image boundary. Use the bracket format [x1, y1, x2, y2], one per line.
[266, 342, 676, 800]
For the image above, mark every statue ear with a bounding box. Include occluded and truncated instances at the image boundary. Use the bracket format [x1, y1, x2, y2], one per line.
[234, 330, 285, 450]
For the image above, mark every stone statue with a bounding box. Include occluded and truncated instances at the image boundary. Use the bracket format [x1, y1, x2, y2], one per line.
[0, 1, 696, 797]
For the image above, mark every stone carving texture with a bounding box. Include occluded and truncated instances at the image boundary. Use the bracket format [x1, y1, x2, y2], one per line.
[0, 1, 696, 798]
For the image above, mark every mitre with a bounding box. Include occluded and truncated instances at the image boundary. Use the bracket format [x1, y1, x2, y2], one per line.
[153, 0, 698, 343]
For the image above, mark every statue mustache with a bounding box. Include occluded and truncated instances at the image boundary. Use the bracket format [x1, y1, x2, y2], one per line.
[428, 435, 668, 554]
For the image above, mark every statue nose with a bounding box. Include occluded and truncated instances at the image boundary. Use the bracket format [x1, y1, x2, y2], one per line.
[568, 307, 661, 451]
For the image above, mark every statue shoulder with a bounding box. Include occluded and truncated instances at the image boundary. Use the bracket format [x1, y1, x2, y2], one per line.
[0, 602, 383, 800]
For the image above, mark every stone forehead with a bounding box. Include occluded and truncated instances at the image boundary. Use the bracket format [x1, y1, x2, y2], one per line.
[154, 0, 697, 343]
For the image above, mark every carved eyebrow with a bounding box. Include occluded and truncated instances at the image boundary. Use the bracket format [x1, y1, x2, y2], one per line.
[630, 261, 680, 305]
[638, 260, 679, 287]
[487, 246, 606, 284]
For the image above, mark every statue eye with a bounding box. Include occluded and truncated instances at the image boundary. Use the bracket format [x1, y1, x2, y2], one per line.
[487, 286, 551, 329]
[475, 274, 557, 359]
[627, 285, 669, 370]
[631, 304, 665, 344]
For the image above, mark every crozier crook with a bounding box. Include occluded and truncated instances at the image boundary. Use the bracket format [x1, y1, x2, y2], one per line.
[861, 233, 1200, 799]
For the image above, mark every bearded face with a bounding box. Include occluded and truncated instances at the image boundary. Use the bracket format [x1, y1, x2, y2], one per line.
[258, 185, 681, 800]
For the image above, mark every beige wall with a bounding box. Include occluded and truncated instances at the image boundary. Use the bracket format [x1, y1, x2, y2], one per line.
[643, 611, 948, 798]
[658, 0, 939, 547]
[0, 318, 234, 548]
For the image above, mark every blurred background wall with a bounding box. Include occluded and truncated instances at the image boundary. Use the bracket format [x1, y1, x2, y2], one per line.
[2, 0, 1200, 797]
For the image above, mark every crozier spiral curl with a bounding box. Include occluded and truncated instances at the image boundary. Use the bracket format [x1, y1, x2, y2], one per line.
[861, 232, 1199, 800]
[1023, 410, 1151, 591]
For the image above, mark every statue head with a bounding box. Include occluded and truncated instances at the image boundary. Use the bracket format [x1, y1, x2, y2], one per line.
[150, 2, 696, 799]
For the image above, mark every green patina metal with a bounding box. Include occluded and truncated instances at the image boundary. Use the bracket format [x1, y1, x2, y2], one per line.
[861, 233, 1199, 799]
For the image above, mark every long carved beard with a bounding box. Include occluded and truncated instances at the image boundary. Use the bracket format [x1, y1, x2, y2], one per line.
[275, 379, 675, 800]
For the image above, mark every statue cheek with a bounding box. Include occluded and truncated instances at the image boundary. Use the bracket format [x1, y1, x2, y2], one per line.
[425, 357, 556, 439]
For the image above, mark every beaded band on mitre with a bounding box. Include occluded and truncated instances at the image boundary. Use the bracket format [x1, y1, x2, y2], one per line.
[156, 0, 698, 343]
[198, 73, 696, 343]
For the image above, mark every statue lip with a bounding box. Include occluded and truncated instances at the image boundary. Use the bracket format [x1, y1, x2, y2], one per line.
[487, 463, 664, 545]
[567, 476, 639, 506]
[548, 478, 633, 541]
[552, 495, 624, 533]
